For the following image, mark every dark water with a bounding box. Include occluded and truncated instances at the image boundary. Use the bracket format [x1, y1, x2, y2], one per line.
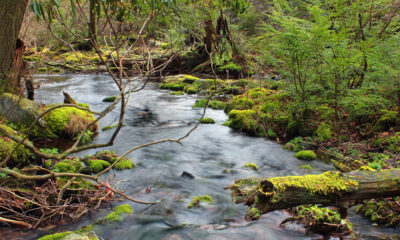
[12, 74, 398, 239]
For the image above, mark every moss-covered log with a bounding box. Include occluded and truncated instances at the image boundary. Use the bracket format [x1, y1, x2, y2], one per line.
[226, 170, 400, 221]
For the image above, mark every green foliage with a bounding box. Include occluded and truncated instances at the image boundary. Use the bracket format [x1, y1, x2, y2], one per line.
[40, 148, 59, 155]
[315, 123, 333, 142]
[340, 90, 390, 123]
[267, 129, 277, 139]
[283, 137, 305, 152]
[355, 197, 400, 227]
[295, 150, 316, 161]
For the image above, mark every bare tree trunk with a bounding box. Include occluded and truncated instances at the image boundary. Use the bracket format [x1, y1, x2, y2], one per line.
[227, 169, 400, 221]
[89, 0, 97, 45]
[0, 0, 30, 94]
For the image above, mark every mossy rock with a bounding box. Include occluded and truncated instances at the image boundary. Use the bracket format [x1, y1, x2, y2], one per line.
[102, 96, 117, 102]
[187, 195, 214, 208]
[295, 150, 317, 161]
[102, 204, 133, 223]
[200, 118, 215, 124]
[184, 85, 199, 94]
[42, 105, 98, 138]
[163, 74, 199, 84]
[0, 93, 41, 126]
[227, 110, 258, 133]
[114, 158, 134, 170]
[160, 82, 185, 91]
[53, 159, 83, 173]
[192, 99, 208, 108]
[243, 162, 259, 170]
[225, 95, 255, 113]
[0, 132, 32, 166]
[171, 91, 184, 96]
[87, 159, 110, 173]
[209, 100, 226, 110]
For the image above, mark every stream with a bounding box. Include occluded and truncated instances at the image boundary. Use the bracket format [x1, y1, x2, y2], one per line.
[7, 74, 398, 240]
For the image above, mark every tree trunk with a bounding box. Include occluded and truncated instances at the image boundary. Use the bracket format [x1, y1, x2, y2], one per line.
[226, 170, 400, 221]
[89, 0, 97, 45]
[0, 0, 30, 93]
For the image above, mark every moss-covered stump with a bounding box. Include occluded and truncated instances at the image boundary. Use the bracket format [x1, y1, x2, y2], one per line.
[226, 169, 400, 221]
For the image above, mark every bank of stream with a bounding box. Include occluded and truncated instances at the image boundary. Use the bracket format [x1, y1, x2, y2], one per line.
[7, 74, 397, 240]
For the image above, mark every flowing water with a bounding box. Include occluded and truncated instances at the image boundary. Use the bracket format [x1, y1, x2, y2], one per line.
[7, 74, 398, 240]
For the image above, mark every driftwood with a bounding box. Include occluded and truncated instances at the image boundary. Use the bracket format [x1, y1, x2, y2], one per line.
[226, 169, 400, 221]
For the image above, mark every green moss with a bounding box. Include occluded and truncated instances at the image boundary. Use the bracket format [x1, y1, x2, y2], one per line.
[43, 105, 97, 138]
[38, 231, 75, 240]
[0, 126, 32, 166]
[262, 171, 359, 197]
[244, 162, 259, 170]
[102, 96, 117, 102]
[160, 82, 185, 91]
[103, 204, 133, 223]
[200, 118, 215, 124]
[102, 124, 118, 131]
[192, 99, 208, 108]
[114, 158, 134, 170]
[184, 85, 199, 94]
[171, 91, 184, 96]
[209, 100, 226, 110]
[161, 42, 169, 49]
[227, 110, 258, 132]
[222, 121, 232, 127]
[87, 159, 110, 173]
[226, 96, 255, 112]
[53, 161, 76, 173]
[218, 62, 243, 72]
[64, 52, 87, 63]
[315, 123, 333, 141]
[295, 150, 317, 160]
[299, 164, 313, 170]
[187, 195, 214, 208]
[182, 74, 199, 84]
[53, 159, 82, 173]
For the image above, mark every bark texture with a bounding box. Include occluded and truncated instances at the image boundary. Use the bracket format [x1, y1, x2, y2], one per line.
[0, 0, 30, 92]
[226, 170, 400, 221]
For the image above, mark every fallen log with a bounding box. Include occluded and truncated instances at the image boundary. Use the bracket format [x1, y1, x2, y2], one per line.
[226, 170, 400, 221]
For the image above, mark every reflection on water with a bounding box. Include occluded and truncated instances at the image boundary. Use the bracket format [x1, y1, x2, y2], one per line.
[15, 74, 398, 240]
